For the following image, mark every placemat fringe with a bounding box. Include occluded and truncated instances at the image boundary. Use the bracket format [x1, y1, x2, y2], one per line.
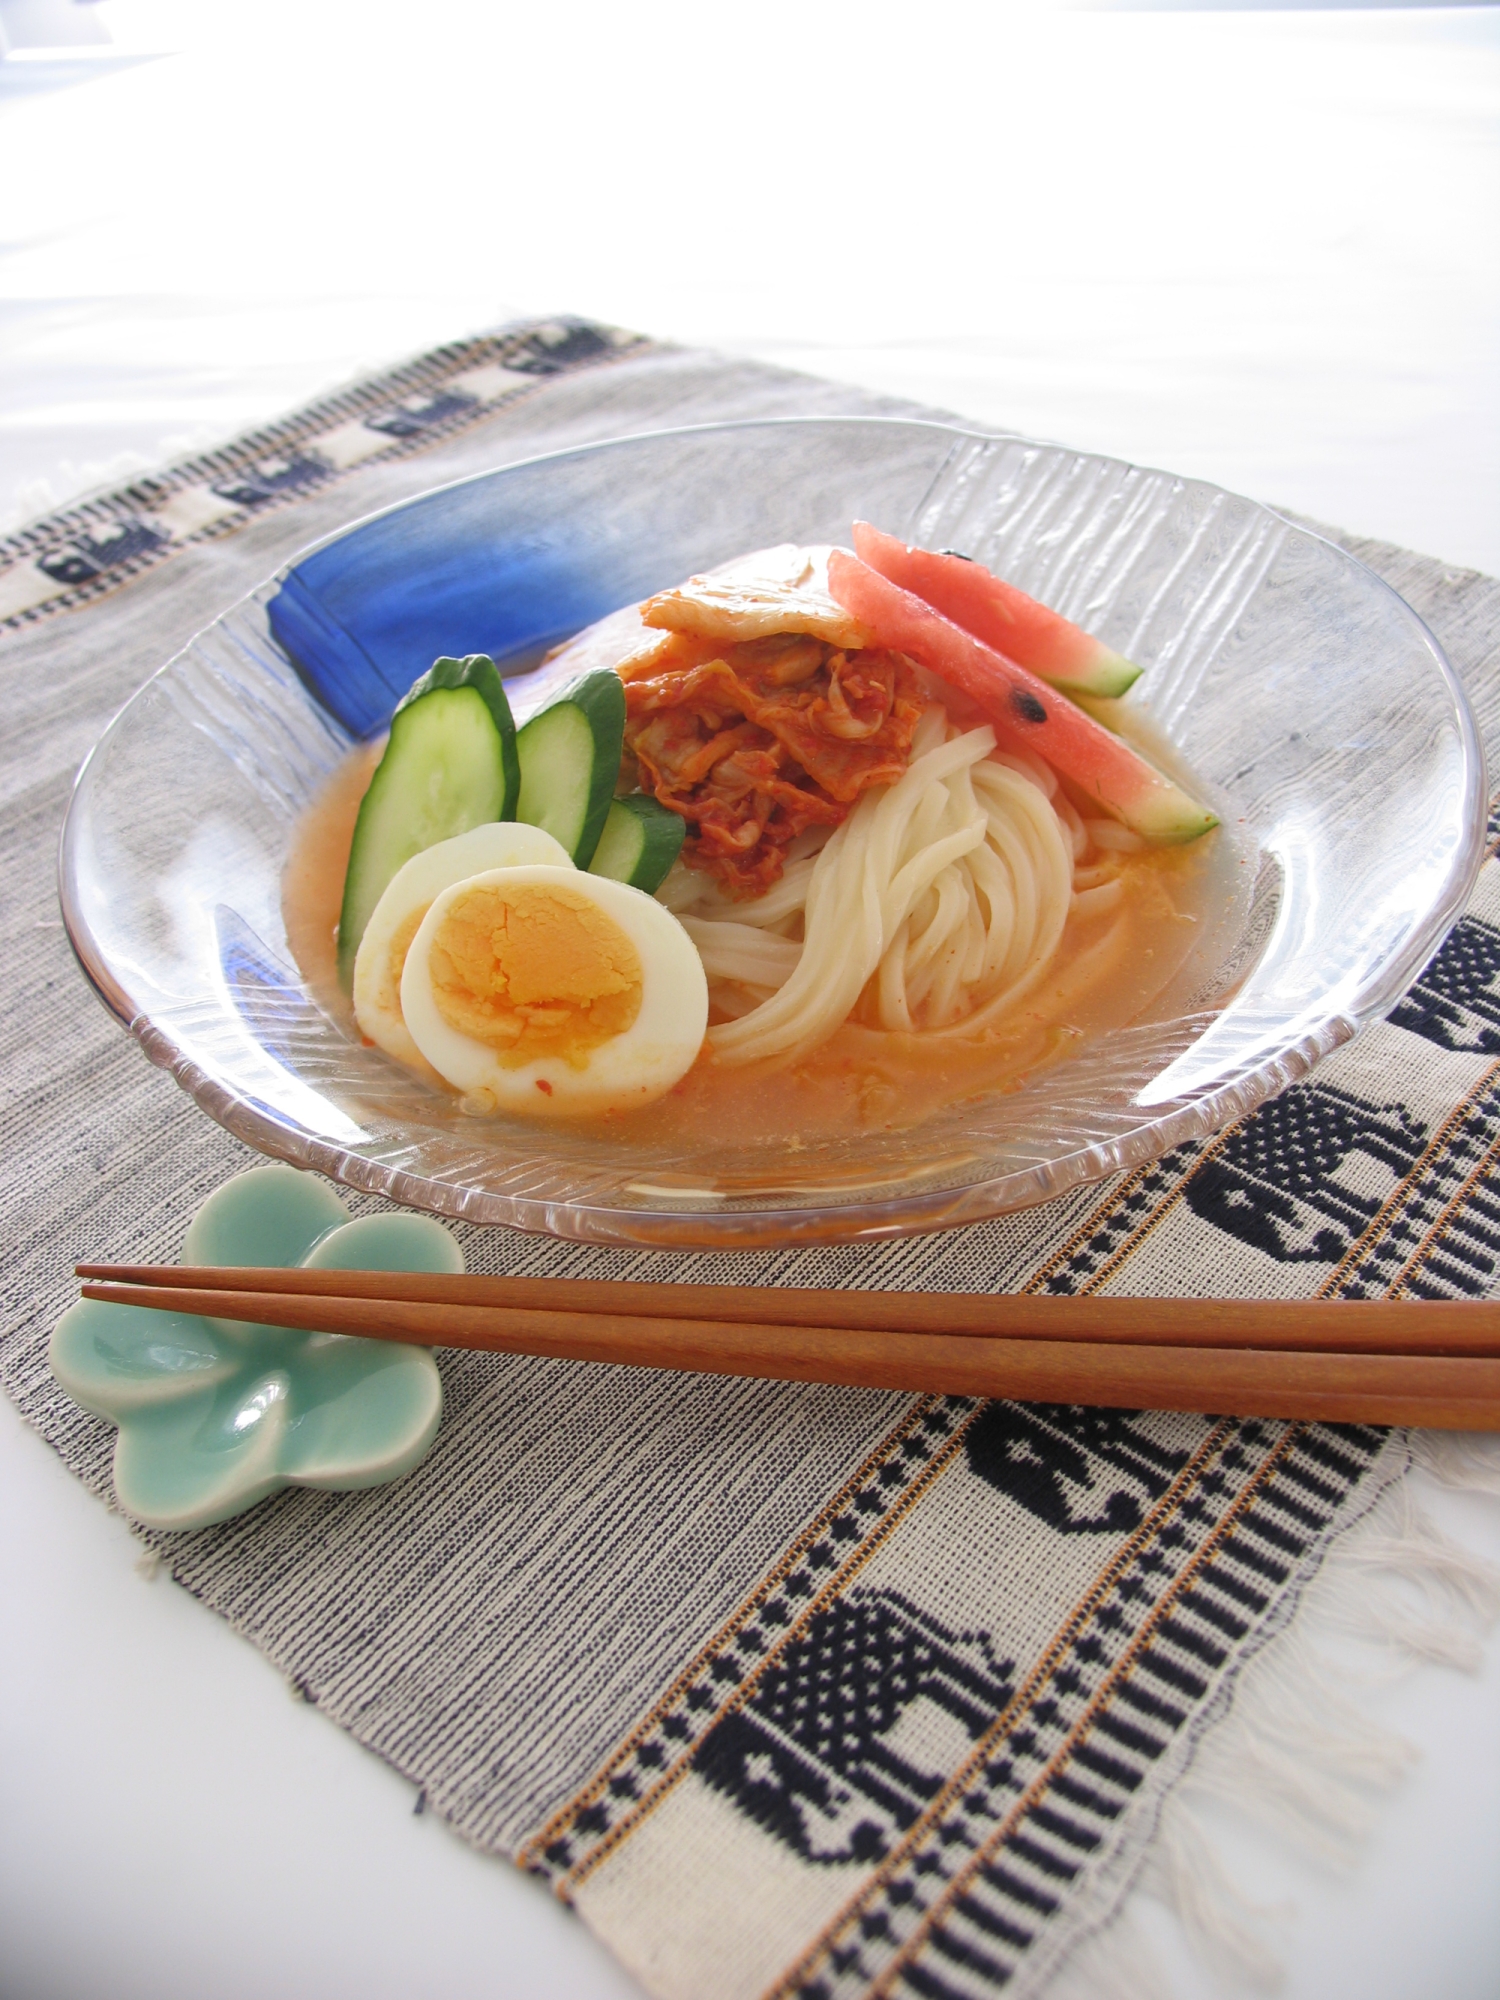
[1064, 1447, 1500, 1994]
[1411, 1428, 1500, 1498]
[1145, 1800, 1283, 1991]
[1048, 1910, 1171, 2000]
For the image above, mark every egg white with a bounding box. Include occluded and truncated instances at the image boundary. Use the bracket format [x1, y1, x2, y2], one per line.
[399, 864, 708, 1119]
[352, 821, 571, 1074]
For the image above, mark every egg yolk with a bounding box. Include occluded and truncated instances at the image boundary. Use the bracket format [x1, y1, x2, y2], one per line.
[427, 882, 643, 1069]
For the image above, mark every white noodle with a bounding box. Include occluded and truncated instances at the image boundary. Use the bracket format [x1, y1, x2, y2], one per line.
[677, 919, 803, 988]
[659, 706, 1095, 1067]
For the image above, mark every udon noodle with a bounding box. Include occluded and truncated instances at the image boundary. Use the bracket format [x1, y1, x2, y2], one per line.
[656, 704, 1138, 1066]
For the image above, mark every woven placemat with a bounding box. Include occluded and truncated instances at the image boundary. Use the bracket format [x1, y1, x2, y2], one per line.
[4, 320, 1499, 2000]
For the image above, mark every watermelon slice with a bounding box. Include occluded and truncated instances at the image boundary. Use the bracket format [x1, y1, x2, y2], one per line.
[826, 551, 1217, 845]
[852, 522, 1142, 700]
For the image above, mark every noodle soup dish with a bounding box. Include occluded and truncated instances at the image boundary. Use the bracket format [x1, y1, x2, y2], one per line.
[284, 526, 1242, 1154]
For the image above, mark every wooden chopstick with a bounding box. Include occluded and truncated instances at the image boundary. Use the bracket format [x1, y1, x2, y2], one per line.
[74, 1264, 1500, 1356]
[76, 1272, 1500, 1430]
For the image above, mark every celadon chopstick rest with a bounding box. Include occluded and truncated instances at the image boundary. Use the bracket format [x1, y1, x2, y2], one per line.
[51, 1165, 458, 1531]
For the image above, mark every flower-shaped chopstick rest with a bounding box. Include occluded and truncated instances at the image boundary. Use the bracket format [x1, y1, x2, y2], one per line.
[51, 1166, 458, 1530]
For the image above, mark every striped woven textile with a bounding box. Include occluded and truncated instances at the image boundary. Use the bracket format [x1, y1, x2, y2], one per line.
[4, 321, 1498, 2000]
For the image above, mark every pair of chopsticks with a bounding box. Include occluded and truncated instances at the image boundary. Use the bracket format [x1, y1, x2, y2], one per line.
[75, 1264, 1500, 1431]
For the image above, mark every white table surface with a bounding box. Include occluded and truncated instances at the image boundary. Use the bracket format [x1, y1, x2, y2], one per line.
[3, 7, 1498, 1997]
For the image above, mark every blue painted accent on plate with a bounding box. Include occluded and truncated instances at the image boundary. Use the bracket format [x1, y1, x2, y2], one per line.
[214, 904, 329, 1073]
[264, 466, 656, 737]
[51, 1166, 457, 1530]
[266, 568, 405, 737]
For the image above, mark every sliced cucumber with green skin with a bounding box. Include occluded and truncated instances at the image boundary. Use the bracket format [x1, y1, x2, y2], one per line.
[403, 654, 521, 813]
[337, 656, 519, 989]
[515, 669, 626, 869]
[589, 793, 686, 894]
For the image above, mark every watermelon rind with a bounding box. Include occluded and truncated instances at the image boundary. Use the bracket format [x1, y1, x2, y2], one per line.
[1047, 650, 1143, 701]
[855, 524, 1145, 703]
[1112, 772, 1219, 845]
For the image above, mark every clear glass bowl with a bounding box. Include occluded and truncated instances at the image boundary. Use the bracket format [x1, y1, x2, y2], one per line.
[58, 419, 1486, 1248]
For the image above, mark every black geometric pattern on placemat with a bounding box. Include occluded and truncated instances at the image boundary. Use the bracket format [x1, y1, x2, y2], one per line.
[693, 1403, 1199, 1874]
[524, 1396, 977, 1887]
[1023, 1065, 1494, 1296]
[1348, 1073, 1500, 1301]
[774, 1421, 1386, 2000]
[1030, 1153, 1199, 1295]
[204, 450, 331, 509]
[1182, 1082, 1426, 1266]
[1313, 1067, 1500, 1300]
[35, 512, 170, 587]
[696, 1588, 1015, 1866]
[1396, 1180, 1500, 1299]
[500, 320, 624, 374]
[0, 317, 650, 630]
[1389, 912, 1500, 1055]
[964, 1403, 1193, 1535]
[1021, 844, 1500, 1294]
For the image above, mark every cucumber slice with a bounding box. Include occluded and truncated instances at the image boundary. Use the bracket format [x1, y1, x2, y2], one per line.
[515, 669, 626, 868]
[589, 794, 686, 894]
[337, 657, 518, 988]
[401, 654, 521, 813]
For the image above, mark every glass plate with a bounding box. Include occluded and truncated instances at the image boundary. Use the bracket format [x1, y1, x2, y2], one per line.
[58, 419, 1486, 1248]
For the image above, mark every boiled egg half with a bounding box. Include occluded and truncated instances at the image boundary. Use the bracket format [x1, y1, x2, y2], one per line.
[399, 865, 708, 1118]
[352, 821, 570, 1075]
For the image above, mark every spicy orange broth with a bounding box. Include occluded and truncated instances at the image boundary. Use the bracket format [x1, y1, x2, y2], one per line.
[282, 741, 1227, 1149]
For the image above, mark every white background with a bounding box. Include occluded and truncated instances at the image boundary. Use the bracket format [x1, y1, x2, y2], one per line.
[3, 1, 1498, 572]
[2, 6, 1498, 1998]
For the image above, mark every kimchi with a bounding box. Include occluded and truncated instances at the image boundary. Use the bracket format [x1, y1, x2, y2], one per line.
[619, 545, 925, 896]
